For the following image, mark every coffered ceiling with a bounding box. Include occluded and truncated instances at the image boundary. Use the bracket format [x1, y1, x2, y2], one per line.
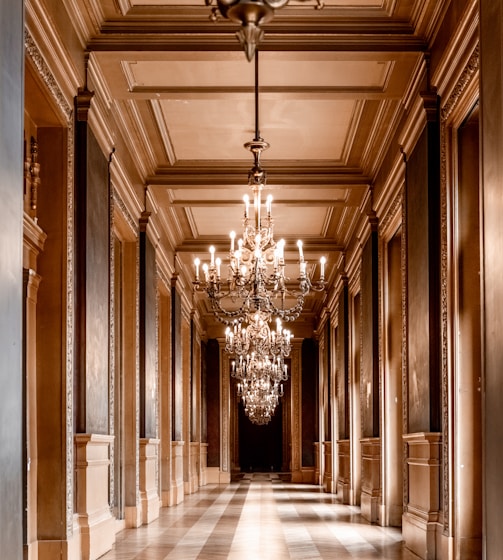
[69, 0, 443, 335]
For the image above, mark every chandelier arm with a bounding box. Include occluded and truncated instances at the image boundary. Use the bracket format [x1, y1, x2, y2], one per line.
[266, 295, 305, 322]
[209, 297, 248, 325]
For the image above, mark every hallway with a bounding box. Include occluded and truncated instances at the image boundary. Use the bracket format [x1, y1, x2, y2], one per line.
[100, 474, 417, 560]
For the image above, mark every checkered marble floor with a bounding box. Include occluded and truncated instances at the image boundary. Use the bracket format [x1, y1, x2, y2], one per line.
[100, 473, 418, 559]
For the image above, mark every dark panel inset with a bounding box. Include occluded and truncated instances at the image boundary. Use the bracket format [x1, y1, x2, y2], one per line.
[201, 340, 208, 444]
[361, 231, 379, 438]
[239, 401, 283, 471]
[302, 338, 318, 467]
[206, 339, 220, 467]
[171, 287, 183, 441]
[190, 320, 195, 441]
[85, 130, 110, 435]
[141, 234, 156, 438]
[323, 321, 331, 440]
[337, 285, 349, 439]
[406, 117, 441, 433]
[37, 127, 69, 539]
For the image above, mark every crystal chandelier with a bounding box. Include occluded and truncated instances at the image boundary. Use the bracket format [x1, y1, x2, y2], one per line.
[238, 375, 284, 425]
[226, 311, 292, 382]
[227, 311, 291, 424]
[193, 54, 326, 326]
[193, 149, 327, 326]
[205, 0, 324, 61]
[193, 52, 326, 424]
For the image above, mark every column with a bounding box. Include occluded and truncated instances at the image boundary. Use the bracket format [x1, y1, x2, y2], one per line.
[360, 226, 381, 522]
[480, 1, 503, 556]
[402, 90, 442, 559]
[73, 89, 115, 556]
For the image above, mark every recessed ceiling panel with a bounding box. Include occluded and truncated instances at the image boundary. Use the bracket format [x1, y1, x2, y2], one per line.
[123, 58, 391, 90]
[190, 206, 328, 237]
[157, 97, 356, 161]
[129, 0, 385, 7]
[157, 97, 254, 160]
[170, 187, 349, 202]
[124, 59, 254, 89]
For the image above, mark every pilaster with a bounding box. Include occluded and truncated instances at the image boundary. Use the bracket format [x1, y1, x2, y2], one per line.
[337, 439, 351, 504]
[188, 442, 200, 493]
[199, 443, 208, 486]
[171, 440, 185, 505]
[360, 437, 381, 523]
[322, 441, 334, 493]
[139, 438, 160, 524]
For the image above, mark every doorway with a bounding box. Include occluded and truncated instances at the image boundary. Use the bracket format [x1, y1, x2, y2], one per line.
[238, 401, 283, 472]
[452, 104, 482, 557]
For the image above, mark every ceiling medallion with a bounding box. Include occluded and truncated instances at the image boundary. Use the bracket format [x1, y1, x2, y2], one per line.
[206, 0, 324, 61]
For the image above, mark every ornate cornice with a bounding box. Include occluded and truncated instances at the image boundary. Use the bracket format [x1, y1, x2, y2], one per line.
[441, 45, 480, 122]
[24, 30, 73, 122]
[113, 187, 138, 237]
[379, 190, 402, 241]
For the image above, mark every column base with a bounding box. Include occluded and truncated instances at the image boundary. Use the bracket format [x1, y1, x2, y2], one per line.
[140, 438, 161, 524]
[403, 432, 441, 560]
[78, 508, 116, 560]
[171, 441, 185, 504]
[360, 437, 381, 523]
[206, 467, 231, 484]
[291, 467, 315, 484]
[403, 512, 441, 560]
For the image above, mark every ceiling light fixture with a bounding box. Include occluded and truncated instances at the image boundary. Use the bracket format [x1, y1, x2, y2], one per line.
[193, 52, 326, 327]
[227, 311, 292, 384]
[238, 375, 284, 425]
[206, 0, 324, 61]
[193, 52, 326, 423]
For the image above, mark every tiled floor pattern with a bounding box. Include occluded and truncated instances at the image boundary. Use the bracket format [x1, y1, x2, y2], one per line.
[100, 473, 418, 559]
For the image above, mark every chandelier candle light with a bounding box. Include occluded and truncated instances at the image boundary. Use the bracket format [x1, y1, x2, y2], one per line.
[192, 163, 327, 325]
[193, 52, 327, 423]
